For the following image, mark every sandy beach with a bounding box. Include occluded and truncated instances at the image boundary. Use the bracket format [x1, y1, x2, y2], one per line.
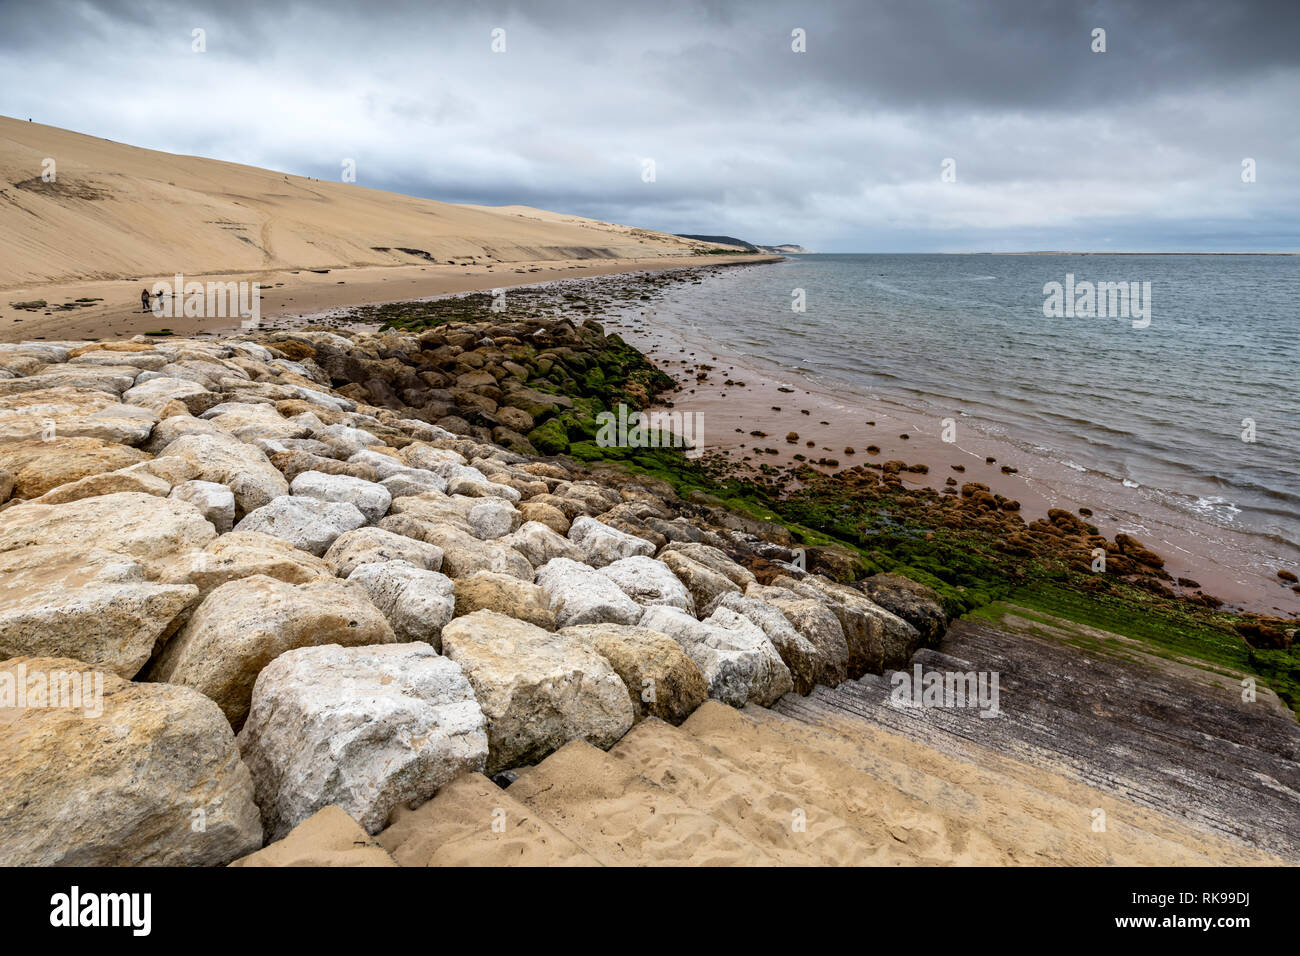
[0, 254, 777, 343]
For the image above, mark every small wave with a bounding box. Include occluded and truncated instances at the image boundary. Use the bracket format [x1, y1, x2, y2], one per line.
[1121, 478, 1141, 489]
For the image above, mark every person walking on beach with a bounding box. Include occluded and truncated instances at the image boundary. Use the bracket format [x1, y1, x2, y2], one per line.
[141, 288, 151, 313]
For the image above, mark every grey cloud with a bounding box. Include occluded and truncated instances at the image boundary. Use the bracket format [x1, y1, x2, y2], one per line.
[1, 0, 1296, 250]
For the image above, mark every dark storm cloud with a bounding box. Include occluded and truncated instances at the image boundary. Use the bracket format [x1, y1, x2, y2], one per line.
[2, 0, 1297, 250]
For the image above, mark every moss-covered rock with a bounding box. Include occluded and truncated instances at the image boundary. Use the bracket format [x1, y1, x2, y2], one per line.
[527, 418, 569, 456]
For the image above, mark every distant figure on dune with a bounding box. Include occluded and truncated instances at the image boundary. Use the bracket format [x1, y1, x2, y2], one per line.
[141, 288, 151, 313]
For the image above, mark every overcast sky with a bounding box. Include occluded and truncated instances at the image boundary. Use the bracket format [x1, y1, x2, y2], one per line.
[2, 0, 1297, 251]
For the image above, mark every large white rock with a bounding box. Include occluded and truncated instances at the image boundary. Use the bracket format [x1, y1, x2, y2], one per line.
[503, 520, 579, 568]
[465, 498, 521, 539]
[347, 449, 416, 479]
[237, 643, 487, 840]
[170, 479, 236, 533]
[160, 431, 289, 517]
[0, 656, 263, 866]
[0, 366, 138, 398]
[235, 495, 369, 557]
[0, 490, 216, 577]
[559, 623, 708, 725]
[597, 555, 696, 614]
[122, 376, 216, 415]
[347, 560, 456, 650]
[398, 444, 467, 472]
[290, 470, 392, 523]
[444, 465, 521, 502]
[203, 402, 313, 444]
[0, 546, 198, 677]
[747, 582, 852, 686]
[567, 515, 655, 567]
[315, 423, 382, 456]
[380, 471, 447, 499]
[148, 574, 396, 727]
[535, 557, 642, 628]
[659, 549, 742, 615]
[323, 526, 444, 577]
[638, 605, 793, 707]
[379, 517, 533, 580]
[712, 592, 823, 695]
[142, 412, 221, 453]
[0, 386, 156, 444]
[441, 610, 635, 773]
[660, 542, 757, 589]
[775, 574, 922, 672]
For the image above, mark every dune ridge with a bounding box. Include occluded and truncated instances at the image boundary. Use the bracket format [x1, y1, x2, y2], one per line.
[0, 115, 739, 289]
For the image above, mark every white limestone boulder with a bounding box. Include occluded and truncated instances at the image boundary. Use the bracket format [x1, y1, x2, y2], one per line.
[237, 643, 487, 840]
[290, 470, 392, 523]
[567, 515, 655, 568]
[347, 560, 456, 650]
[0, 656, 262, 866]
[638, 605, 793, 707]
[234, 495, 368, 557]
[441, 610, 634, 774]
[535, 557, 642, 628]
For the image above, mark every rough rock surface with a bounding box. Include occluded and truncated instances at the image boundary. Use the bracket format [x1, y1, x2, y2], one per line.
[661, 542, 757, 590]
[712, 592, 821, 695]
[0, 437, 150, 499]
[454, 570, 556, 630]
[237, 643, 487, 840]
[441, 610, 635, 773]
[30, 459, 175, 505]
[638, 605, 793, 707]
[323, 526, 444, 577]
[290, 470, 392, 524]
[560, 624, 708, 725]
[568, 515, 656, 567]
[747, 583, 852, 687]
[161, 431, 289, 517]
[347, 560, 457, 649]
[0, 491, 216, 577]
[776, 575, 921, 672]
[597, 555, 696, 614]
[161, 530, 333, 597]
[503, 520, 578, 567]
[170, 479, 237, 534]
[659, 549, 742, 615]
[0, 656, 262, 866]
[234, 495, 369, 557]
[535, 557, 643, 627]
[863, 572, 948, 648]
[149, 575, 396, 727]
[0, 546, 197, 677]
[380, 517, 533, 580]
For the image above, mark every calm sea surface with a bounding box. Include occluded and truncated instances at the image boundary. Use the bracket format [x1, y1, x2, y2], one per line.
[631, 253, 1300, 552]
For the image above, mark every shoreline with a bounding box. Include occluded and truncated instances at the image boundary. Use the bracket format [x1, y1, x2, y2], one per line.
[600, 270, 1300, 619]
[0, 253, 780, 343]
[8, 254, 1294, 617]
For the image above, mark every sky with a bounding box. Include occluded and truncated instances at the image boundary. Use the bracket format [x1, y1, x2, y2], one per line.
[2, 0, 1297, 252]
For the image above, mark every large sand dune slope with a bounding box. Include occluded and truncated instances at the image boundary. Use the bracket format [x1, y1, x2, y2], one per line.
[0, 115, 726, 287]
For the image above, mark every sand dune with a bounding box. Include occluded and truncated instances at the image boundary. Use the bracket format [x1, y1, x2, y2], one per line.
[0, 115, 735, 288]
